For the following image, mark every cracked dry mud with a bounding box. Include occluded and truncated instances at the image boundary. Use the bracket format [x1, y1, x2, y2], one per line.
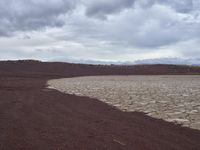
[48, 75, 200, 130]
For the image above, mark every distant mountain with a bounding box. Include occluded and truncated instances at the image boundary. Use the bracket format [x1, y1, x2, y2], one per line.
[49, 58, 125, 65]
[0, 60, 200, 76]
[134, 58, 200, 66]
[50, 58, 200, 66]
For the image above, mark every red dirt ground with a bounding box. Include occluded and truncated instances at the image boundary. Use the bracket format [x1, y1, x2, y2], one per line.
[0, 60, 200, 150]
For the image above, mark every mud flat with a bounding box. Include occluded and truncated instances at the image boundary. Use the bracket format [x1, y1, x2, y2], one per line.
[48, 75, 200, 129]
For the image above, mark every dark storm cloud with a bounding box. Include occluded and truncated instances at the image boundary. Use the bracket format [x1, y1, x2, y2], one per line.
[85, 0, 135, 19]
[0, 0, 76, 36]
[136, 0, 194, 13]
[79, 0, 200, 48]
[161, 0, 193, 13]
[84, 0, 196, 19]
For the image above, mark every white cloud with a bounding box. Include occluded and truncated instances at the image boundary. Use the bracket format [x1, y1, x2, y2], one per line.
[0, 0, 199, 62]
[0, 0, 76, 36]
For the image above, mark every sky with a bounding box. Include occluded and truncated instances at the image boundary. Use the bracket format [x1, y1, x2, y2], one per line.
[0, 0, 200, 62]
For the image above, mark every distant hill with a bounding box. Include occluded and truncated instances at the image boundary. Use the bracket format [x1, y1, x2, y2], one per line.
[134, 58, 200, 66]
[50, 58, 200, 66]
[0, 60, 199, 78]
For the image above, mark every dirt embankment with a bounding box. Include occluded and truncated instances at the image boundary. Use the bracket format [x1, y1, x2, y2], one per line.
[0, 60, 200, 150]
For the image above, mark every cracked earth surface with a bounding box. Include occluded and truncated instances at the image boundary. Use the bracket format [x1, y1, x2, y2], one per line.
[48, 75, 200, 130]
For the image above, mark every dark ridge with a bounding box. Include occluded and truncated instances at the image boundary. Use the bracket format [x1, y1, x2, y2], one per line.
[0, 60, 199, 78]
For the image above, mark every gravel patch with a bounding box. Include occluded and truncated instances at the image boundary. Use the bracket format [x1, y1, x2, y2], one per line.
[48, 75, 200, 129]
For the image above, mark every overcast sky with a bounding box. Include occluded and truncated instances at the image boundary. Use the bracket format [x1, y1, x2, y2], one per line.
[0, 0, 200, 62]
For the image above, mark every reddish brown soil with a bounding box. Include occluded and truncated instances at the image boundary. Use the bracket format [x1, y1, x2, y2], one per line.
[0, 60, 200, 150]
[0, 60, 200, 77]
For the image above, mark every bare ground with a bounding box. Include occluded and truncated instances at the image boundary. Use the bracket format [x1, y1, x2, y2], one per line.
[48, 75, 200, 129]
[0, 61, 200, 150]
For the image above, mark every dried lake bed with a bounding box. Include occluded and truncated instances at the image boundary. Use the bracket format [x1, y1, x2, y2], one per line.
[48, 75, 200, 130]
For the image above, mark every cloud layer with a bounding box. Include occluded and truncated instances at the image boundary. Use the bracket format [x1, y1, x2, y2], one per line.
[0, 0, 199, 62]
[0, 0, 76, 36]
[84, 0, 135, 19]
